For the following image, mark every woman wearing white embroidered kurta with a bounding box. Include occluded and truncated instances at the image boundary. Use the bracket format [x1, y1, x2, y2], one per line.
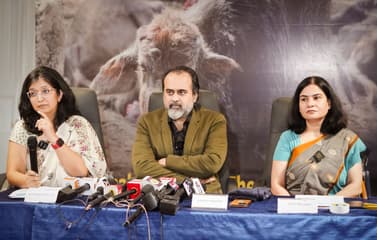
[6, 66, 107, 188]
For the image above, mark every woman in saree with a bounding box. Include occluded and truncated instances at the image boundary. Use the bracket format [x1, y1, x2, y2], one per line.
[271, 76, 366, 197]
[6, 66, 107, 188]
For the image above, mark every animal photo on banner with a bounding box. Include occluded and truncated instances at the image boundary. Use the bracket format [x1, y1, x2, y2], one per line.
[36, 0, 377, 193]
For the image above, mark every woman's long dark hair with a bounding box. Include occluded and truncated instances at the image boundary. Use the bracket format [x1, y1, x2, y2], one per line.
[289, 76, 347, 135]
[19, 66, 81, 135]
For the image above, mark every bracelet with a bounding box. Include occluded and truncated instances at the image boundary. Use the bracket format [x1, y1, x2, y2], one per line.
[51, 138, 64, 149]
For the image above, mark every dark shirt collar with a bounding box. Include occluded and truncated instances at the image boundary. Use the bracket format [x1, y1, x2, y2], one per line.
[168, 111, 192, 155]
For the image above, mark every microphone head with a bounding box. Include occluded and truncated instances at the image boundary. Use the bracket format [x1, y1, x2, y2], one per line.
[27, 136, 37, 148]
[141, 184, 155, 194]
[72, 183, 91, 196]
[96, 186, 104, 195]
[79, 183, 91, 192]
[142, 191, 159, 211]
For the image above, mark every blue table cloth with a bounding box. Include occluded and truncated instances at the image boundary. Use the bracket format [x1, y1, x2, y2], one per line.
[1, 189, 377, 240]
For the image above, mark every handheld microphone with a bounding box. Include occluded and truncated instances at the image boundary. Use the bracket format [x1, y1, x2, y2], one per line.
[124, 206, 143, 226]
[111, 188, 137, 202]
[87, 186, 104, 202]
[85, 190, 114, 211]
[74, 183, 91, 193]
[159, 178, 191, 215]
[159, 188, 186, 215]
[124, 191, 159, 226]
[27, 136, 38, 173]
[56, 185, 73, 203]
[56, 183, 90, 203]
[130, 184, 154, 206]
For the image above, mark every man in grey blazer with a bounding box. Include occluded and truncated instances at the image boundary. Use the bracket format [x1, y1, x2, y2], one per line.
[132, 66, 227, 193]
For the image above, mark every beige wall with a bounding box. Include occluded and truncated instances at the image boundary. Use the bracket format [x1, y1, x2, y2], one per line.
[0, 0, 35, 173]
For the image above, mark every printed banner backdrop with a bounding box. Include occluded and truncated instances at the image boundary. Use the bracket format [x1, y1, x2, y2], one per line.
[36, 0, 377, 193]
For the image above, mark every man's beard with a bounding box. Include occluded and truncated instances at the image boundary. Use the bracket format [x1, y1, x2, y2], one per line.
[167, 103, 193, 120]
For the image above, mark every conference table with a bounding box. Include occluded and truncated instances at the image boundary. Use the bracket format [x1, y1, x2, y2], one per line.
[0, 189, 376, 240]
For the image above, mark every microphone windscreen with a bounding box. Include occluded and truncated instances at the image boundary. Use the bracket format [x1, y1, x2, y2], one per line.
[27, 136, 37, 148]
[141, 184, 154, 194]
[130, 184, 155, 206]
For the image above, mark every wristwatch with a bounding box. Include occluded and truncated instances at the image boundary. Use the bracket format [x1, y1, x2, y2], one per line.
[51, 138, 64, 149]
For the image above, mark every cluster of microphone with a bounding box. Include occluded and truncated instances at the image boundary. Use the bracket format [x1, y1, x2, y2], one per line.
[85, 186, 137, 211]
[56, 176, 198, 225]
[38, 171, 205, 227]
[124, 177, 202, 226]
[27, 136, 205, 226]
[56, 177, 138, 208]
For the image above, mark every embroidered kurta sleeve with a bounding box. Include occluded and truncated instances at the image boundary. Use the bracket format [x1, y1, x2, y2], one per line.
[66, 116, 107, 177]
[9, 120, 29, 146]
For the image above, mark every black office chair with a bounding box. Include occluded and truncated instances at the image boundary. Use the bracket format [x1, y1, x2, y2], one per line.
[71, 87, 105, 151]
[0, 87, 105, 191]
[361, 150, 371, 198]
[0, 173, 8, 191]
[263, 97, 292, 187]
[148, 90, 230, 193]
[263, 97, 371, 198]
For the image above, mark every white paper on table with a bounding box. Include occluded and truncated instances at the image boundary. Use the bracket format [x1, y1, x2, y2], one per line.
[295, 195, 344, 208]
[24, 187, 61, 203]
[191, 193, 228, 210]
[8, 188, 28, 199]
[277, 198, 318, 214]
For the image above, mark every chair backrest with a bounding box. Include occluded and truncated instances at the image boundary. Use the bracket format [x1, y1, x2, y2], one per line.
[72, 87, 105, 151]
[148, 90, 229, 193]
[263, 97, 292, 187]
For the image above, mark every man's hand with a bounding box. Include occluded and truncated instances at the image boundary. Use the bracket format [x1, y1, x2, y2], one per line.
[158, 158, 166, 166]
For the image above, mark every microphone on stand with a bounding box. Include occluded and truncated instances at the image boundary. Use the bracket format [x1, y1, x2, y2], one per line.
[27, 136, 38, 173]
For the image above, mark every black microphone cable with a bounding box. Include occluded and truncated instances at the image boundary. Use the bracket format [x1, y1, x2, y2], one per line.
[125, 203, 152, 240]
[124, 190, 159, 240]
[56, 196, 99, 240]
[124, 190, 159, 223]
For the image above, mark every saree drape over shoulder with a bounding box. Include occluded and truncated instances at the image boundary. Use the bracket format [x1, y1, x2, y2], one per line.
[286, 129, 359, 195]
